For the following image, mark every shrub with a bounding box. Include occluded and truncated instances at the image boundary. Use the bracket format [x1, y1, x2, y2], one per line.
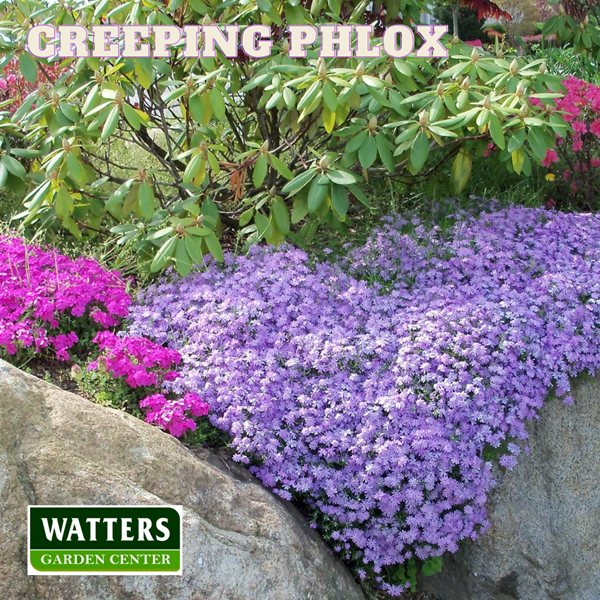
[0, 234, 130, 360]
[0, 57, 64, 112]
[0, 0, 567, 272]
[537, 76, 600, 210]
[433, 5, 489, 42]
[127, 205, 600, 594]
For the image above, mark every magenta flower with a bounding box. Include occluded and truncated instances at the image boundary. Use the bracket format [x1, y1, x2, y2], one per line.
[541, 148, 558, 167]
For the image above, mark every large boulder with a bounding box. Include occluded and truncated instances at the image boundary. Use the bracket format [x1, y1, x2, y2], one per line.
[0, 359, 364, 600]
[423, 374, 600, 600]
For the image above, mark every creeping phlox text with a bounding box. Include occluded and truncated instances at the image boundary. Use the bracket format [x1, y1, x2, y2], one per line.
[26, 24, 448, 59]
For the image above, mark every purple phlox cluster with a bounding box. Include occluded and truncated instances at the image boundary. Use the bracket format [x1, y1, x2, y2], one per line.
[0, 235, 130, 359]
[125, 206, 600, 594]
[88, 331, 209, 436]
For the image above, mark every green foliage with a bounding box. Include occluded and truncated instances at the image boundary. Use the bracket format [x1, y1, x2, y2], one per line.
[434, 5, 488, 42]
[543, 11, 600, 60]
[540, 45, 600, 83]
[487, 22, 506, 34]
[0, 0, 568, 275]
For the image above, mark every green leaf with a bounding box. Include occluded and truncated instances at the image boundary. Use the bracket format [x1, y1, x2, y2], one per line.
[0, 163, 7, 188]
[239, 208, 254, 226]
[488, 113, 505, 150]
[66, 153, 84, 183]
[451, 148, 472, 194]
[18, 52, 37, 84]
[254, 154, 268, 188]
[507, 129, 526, 154]
[410, 131, 430, 171]
[205, 231, 224, 262]
[255, 212, 273, 239]
[327, 169, 356, 185]
[331, 184, 349, 218]
[322, 82, 338, 112]
[123, 103, 142, 130]
[358, 135, 377, 169]
[189, 95, 204, 123]
[139, 180, 155, 219]
[101, 105, 120, 140]
[268, 154, 293, 180]
[511, 147, 525, 174]
[349, 184, 370, 207]
[422, 556, 443, 577]
[106, 179, 134, 219]
[297, 80, 321, 112]
[291, 195, 309, 223]
[151, 236, 177, 272]
[202, 196, 220, 226]
[281, 169, 317, 196]
[1, 155, 26, 178]
[307, 177, 329, 212]
[183, 153, 203, 183]
[527, 126, 548, 161]
[175, 238, 193, 277]
[346, 130, 368, 154]
[54, 187, 74, 220]
[271, 199, 290, 234]
[185, 233, 206, 265]
[375, 134, 396, 172]
[211, 86, 226, 120]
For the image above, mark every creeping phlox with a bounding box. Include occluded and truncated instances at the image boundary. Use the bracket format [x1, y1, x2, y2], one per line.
[88, 331, 209, 437]
[127, 206, 600, 594]
[0, 235, 130, 359]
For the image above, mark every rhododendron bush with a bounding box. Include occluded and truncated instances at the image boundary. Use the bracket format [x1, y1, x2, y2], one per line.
[540, 76, 600, 210]
[0, 0, 568, 273]
[127, 205, 600, 593]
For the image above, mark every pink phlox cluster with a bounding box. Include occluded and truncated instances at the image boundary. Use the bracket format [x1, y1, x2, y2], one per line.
[0, 235, 130, 359]
[140, 392, 209, 437]
[89, 331, 207, 437]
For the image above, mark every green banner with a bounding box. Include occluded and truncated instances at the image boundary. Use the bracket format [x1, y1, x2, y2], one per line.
[30, 550, 181, 572]
[28, 505, 182, 575]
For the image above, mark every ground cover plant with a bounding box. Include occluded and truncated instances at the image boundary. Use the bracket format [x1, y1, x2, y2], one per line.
[127, 204, 600, 594]
[0, 234, 210, 438]
[0, 233, 130, 359]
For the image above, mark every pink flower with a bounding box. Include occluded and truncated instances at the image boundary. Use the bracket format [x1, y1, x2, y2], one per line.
[541, 149, 558, 167]
[590, 119, 600, 136]
[563, 170, 571, 180]
[0, 80, 6, 91]
[592, 158, 600, 168]
[572, 121, 587, 134]
[572, 140, 583, 152]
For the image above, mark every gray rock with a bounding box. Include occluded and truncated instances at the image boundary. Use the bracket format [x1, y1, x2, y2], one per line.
[423, 374, 600, 600]
[0, 359, 364, 600]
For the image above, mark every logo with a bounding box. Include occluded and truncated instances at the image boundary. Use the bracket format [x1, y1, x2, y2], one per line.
[28, 505, 182, 575]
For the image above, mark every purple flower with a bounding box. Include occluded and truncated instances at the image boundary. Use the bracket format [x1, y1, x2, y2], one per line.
[126, 206, 600, 592]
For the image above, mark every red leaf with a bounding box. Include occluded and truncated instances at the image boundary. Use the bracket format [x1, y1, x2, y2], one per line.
[461, 0, 512, 21]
